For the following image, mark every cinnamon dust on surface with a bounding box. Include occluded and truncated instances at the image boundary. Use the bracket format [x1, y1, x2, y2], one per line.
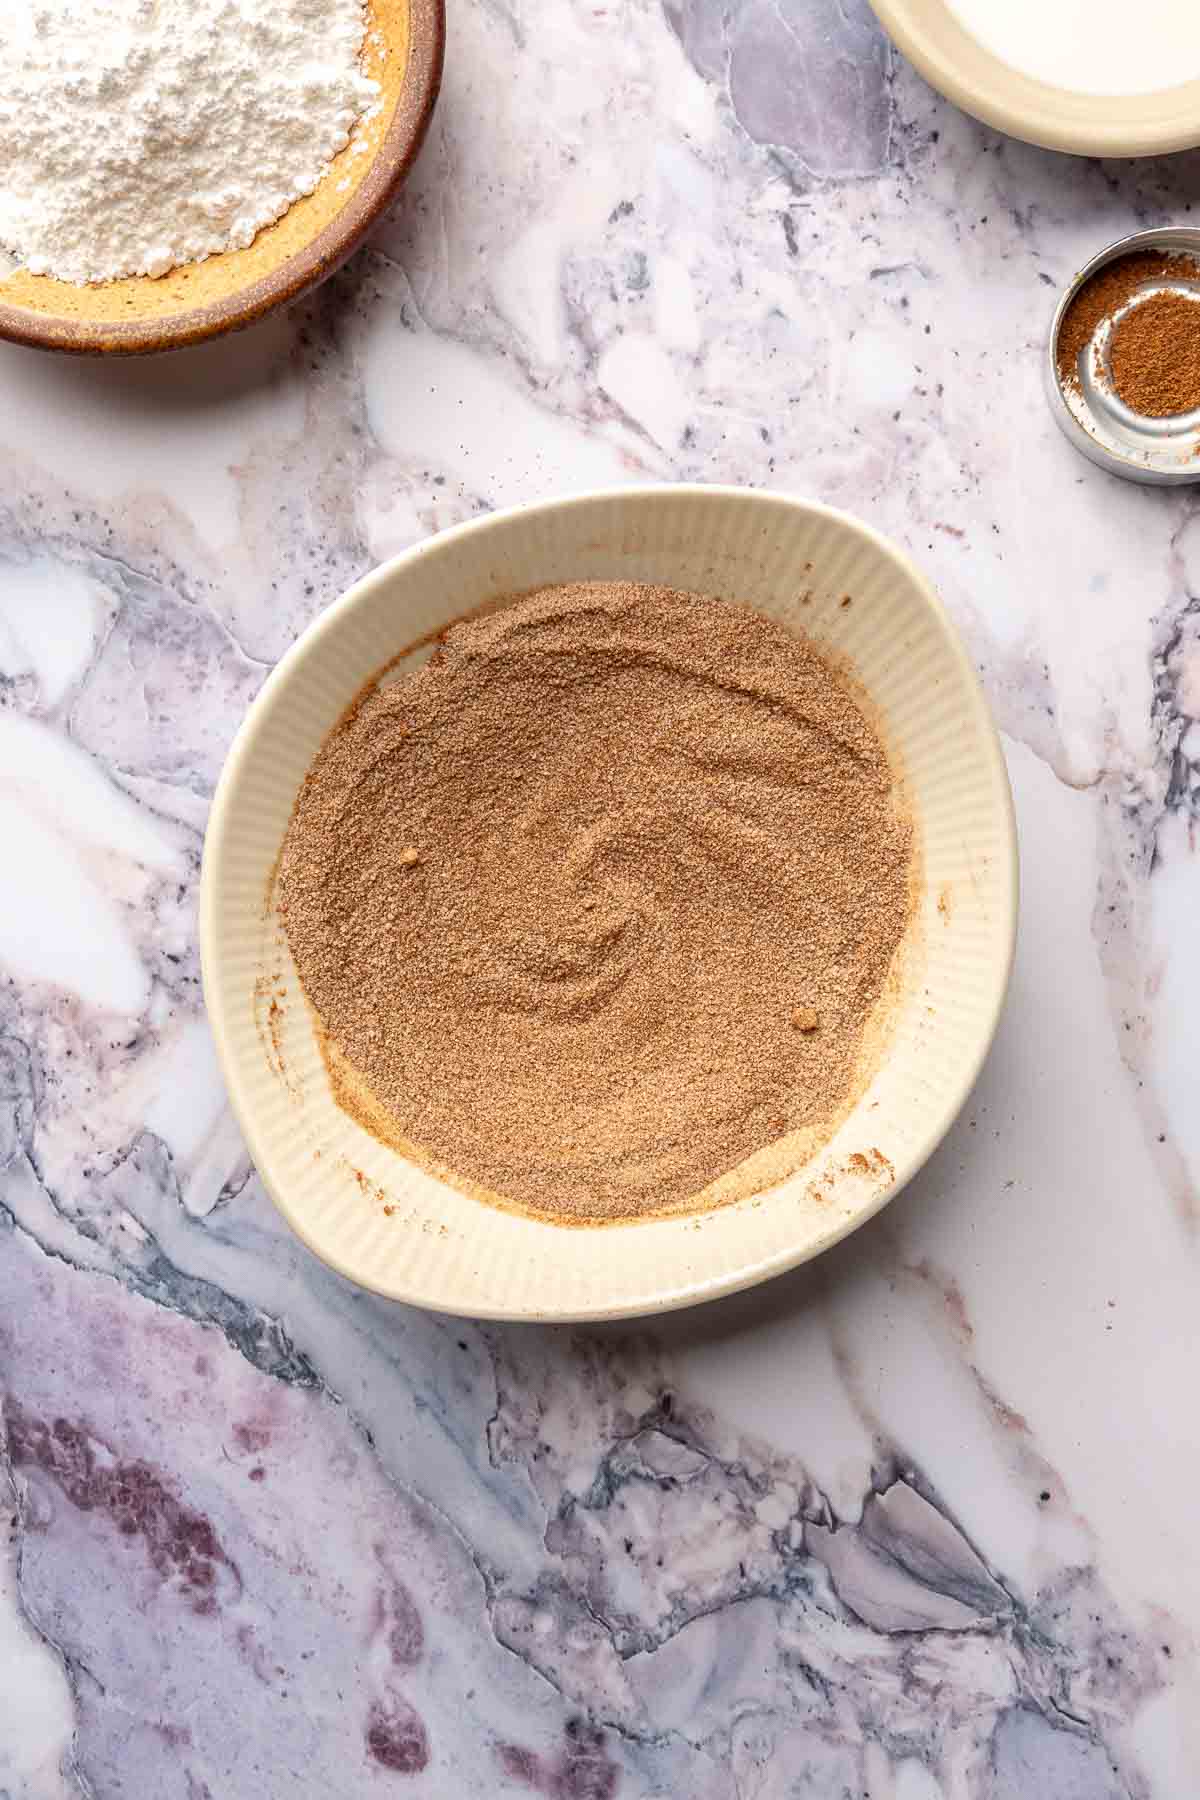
[277, 581, 916, 1224]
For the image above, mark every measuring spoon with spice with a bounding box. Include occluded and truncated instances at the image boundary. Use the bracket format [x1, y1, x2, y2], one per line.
[1047, 227, 1200, 483]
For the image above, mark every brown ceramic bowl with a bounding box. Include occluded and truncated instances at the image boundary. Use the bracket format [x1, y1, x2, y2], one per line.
[0, 0, 443, 356]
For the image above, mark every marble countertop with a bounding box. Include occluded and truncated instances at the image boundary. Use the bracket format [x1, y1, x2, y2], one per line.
[3, 1, 1199, 1793]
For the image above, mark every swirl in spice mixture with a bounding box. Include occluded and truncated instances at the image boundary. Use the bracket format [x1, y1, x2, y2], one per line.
[277, 582, 916, 1223]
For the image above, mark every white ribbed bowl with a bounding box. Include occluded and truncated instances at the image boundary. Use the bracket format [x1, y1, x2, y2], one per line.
[201, 487, 1017, 1321]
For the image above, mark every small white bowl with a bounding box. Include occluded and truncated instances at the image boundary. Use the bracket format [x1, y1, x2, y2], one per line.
[200, 487, 1017, 1322]
[869, 0, 1200, 156]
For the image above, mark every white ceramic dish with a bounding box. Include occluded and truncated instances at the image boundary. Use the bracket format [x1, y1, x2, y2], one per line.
[869, 0, 1200, 156]
[200, 487, 1017, 1322]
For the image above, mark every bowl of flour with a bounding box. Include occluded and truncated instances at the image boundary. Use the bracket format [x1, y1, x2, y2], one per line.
[0, 0, 442, 354]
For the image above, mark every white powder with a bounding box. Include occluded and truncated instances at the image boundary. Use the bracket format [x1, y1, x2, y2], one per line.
[0, 0, 380, 285]
[945, 0, 1200, 97]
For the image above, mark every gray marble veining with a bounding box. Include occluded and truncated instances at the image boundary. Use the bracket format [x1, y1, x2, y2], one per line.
[2, 0, 1199, 1793]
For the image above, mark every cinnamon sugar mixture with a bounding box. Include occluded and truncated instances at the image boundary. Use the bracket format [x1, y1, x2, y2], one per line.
[277, 582, 916, 1223]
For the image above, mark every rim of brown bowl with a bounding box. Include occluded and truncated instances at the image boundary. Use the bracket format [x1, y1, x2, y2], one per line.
[0, 0, 444, 357]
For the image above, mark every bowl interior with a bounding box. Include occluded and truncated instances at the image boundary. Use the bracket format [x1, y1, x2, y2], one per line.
[0, 0, 441, 354]
[868, 0, 1200, 155]
[201, 488, 1017, 1322]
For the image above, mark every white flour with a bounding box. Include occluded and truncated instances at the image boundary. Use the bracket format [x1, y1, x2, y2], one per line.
[0, 0, 379, 285]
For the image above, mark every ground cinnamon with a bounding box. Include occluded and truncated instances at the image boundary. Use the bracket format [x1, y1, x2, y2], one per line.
[277, 582, 916, 1224]
[1055, 249, 1200, 395]
[1109, 291, 1200, 418]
